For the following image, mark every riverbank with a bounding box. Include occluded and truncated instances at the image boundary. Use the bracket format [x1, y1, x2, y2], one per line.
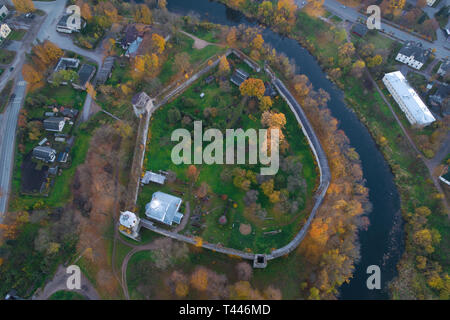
[211, 0, 449, 299]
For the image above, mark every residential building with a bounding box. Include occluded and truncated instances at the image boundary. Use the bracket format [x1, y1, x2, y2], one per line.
[351, 23, 368, 38]
[32, 146, 56, 163]
[97, 56, 115, 84]
[382, 71, 435, 126]
[72, 64, 95, 90]
[60, 107, 79, 118]
[120, 23, 150, 49]
[230, 68, 249, 86]
[54, 57, 80, 72]
[437, 60, 450, 78]
[0, 5, 8, 20]
[125, 36, 143, 58]
[395, 41, 429, 70]
[0, 23, 10, 39]
[426, 0, 436, 6]
[145, 191, 184, 226]
[429, 83, 450, 117]
[43, 117, 65, 132]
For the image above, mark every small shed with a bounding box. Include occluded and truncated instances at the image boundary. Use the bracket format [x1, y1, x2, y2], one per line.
[141, 171, 166, 185]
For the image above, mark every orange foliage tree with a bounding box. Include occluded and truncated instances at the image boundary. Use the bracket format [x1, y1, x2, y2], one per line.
[239, 78, 265, 99]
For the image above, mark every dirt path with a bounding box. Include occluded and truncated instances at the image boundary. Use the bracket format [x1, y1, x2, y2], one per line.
[179, 30, 216, 49]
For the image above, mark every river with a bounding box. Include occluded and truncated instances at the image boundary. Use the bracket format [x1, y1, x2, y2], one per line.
[166, 0, 404, 300]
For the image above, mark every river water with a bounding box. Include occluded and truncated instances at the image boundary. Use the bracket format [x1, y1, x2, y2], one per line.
[167, 0, 404, 300]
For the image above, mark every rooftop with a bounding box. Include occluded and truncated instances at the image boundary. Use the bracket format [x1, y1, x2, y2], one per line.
[76, 64, 96, 88]
[383, 71, 435, 125]
[145, 191, 183, 226]
[97, 56, 115, 84]
[398, 41, 428, 64]
[142, 171, 166, 185]
[120, 211, 139, 229]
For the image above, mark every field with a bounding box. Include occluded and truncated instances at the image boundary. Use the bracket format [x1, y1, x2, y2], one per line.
[137, 54, 318, 254]
[8, 29, 27, 41]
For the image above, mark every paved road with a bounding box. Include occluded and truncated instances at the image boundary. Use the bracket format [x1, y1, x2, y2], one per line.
[300, 0, 450, 60]
[0, 77, 27, 220]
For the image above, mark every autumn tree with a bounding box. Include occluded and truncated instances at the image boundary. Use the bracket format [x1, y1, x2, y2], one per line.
[274, 0, 297, 33]
[12, 0, 35, 13]
[366, 55, 383, 68]
[252, 34, 264, 50]
[86, 82, 97, 100]
[218, 55, 230, 76]
[239, 78, 265, 99]
[261, 111, 287, 129]
[259, 96, 273, 111]
[293, 74, 312, 99]
[236, 262, 253, 281]
[258, 1, 274, 25]
[32, 41, 63, 68]
[226, 27, 237, 47]
[158, 0, 167, 10]
[135, 4, 152, 24]
[22, 64, 43, 85]
[187, 165, 199, 183]
[190, 267, 209, 291]
[152, 33, 166, 54]
[80, 2, 93, 21]
[135, 53, 160, 77]
[351, 60, 366, 78]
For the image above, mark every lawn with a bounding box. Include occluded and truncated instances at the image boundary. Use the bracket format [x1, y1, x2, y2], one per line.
[0, 49, 16, 65]
[49, 290, 86, 300]
[137, 56, 318, 254]
[8, 29, 26, 41]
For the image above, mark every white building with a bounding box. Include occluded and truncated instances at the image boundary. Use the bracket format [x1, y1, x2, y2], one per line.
[0, 5, 9, 20]
[426, 0, 436, 6]
[119, 211, 141, 239]
[395, 42, 428, 70]
[0, 23, 11, 39]
[383, 71, 435, 127]
[145, 191, 183, 226]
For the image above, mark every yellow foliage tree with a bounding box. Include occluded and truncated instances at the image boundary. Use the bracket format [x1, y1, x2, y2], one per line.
[12, 0, 35, 13]
[239, 78, 265, 99]
[190, 267, 208, 291]
[152, 33, 166, 54]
